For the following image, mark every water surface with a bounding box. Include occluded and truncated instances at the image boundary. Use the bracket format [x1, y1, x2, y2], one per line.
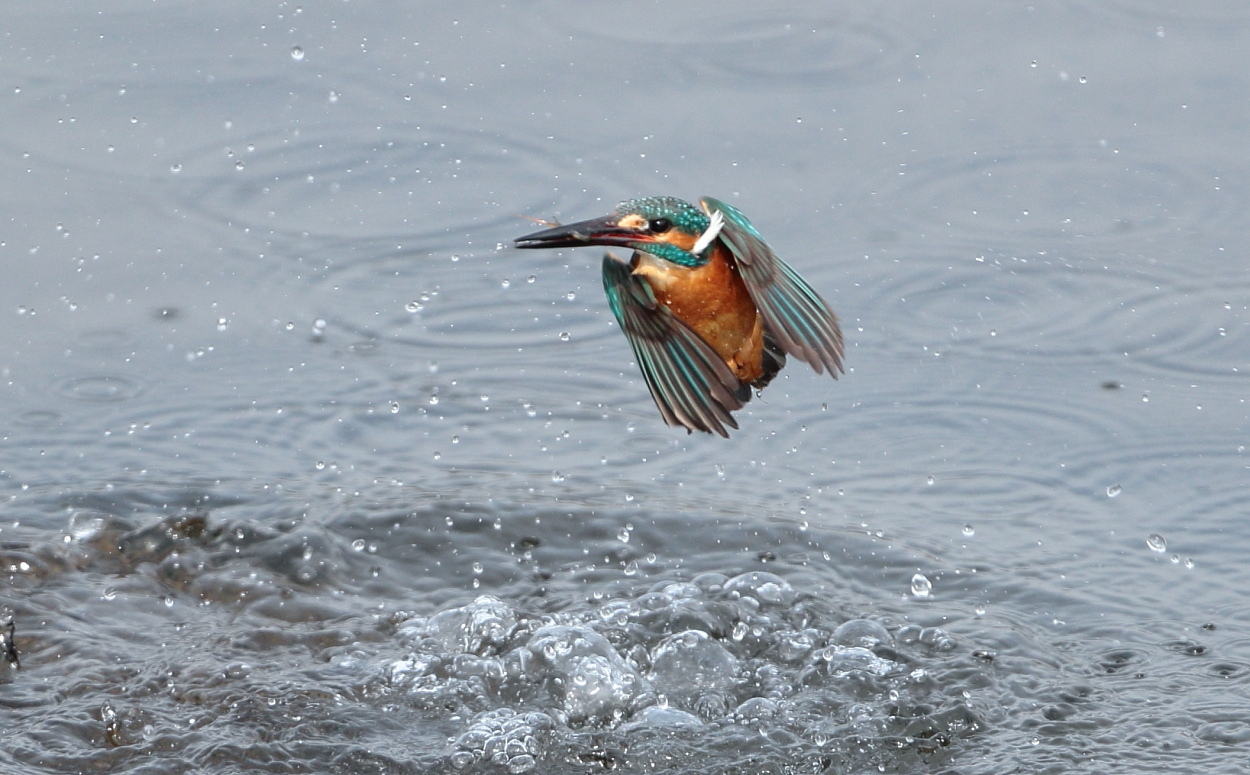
[2, 2, 1248, 773]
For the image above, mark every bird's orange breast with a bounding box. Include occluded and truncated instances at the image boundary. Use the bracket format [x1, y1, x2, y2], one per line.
[630, 245, 766, 383]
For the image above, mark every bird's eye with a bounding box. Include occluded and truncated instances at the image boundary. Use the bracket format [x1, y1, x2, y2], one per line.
[647, 218, 671, 233]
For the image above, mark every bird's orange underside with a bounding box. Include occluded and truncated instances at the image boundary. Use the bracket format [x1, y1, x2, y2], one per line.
[630, 244, 766, 384]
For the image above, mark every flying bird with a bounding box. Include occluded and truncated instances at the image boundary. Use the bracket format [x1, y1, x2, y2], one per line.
[515, 196, 843, 437]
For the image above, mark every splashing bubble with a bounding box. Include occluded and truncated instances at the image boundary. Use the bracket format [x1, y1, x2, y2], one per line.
[833, 619, 892, 649]
[910, 573, 933, 599]
[724, 571, 795, 607]
[649, 630, 737, 706]
[817, 646, 898, 677]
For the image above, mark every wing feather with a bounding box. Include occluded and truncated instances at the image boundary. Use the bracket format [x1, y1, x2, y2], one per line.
[701, 197, 844, 376]
[602, 255, 745, 437]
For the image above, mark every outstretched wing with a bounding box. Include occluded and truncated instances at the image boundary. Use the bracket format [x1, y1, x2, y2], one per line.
[602, 254, 746, 437]
[701, 197, 844, 376]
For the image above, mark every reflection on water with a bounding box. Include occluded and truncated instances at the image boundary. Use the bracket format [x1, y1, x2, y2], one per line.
[3, 1, 1250, 773]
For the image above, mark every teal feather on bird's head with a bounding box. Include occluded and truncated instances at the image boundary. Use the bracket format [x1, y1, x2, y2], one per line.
[615, 196, 710, 237]
[614, 196, 711, 267]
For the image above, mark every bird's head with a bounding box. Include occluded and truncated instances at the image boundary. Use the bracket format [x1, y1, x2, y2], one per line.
[514, 196, 723, 267]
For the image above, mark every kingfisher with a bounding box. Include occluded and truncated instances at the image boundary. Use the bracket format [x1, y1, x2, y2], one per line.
[514, 196, 843, 437]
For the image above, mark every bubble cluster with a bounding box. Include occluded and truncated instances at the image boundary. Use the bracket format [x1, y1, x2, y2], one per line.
[450, 708, 553, 772]
[387, 572, 978, 771]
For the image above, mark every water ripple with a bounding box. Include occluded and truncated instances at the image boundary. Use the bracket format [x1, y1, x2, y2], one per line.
[550, 4, 912, 86]
[54, 375, 143, 403]
[169, 123, 578, 243]
[860, 253, 1250, 376]
[884, 145, 1244, 250]
[1079, 1, 1250, 26]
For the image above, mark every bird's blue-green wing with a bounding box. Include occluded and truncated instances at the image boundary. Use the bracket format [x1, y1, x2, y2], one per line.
[701, 197, 844, 376]
[602, 255, 745, 437]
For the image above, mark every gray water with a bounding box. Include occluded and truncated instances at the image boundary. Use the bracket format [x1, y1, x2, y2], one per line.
[2, 2, 1248, 773]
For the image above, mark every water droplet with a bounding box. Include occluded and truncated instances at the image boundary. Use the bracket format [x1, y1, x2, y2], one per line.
[926, 474, 935, 486]
[1107, 484, 1122, 498]
[315, 461, 325, 470]
[405, 300, 423, 313]
[962, 524, 975, 537]
[1146, 533, 1167, 553]
[558, 332, 570, 342]
[290, 46, 305, 61]
[1078, 75, 1087, 84]
[351, 539, 366, 552]
[169, 163, 182, 174]
[216, 317, 229, 332]
[526, 275, 536, 283]
[910, 573, 932, 599]
[390, 402, 400, 414]
[102, 587, 117, 601]
[565, 291, 576, 301]
[501, 278, 511, 289]
[551, 471, 564, 483]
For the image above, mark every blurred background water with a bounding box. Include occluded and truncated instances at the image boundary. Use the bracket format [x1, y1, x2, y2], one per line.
[2, 2, 1248, 773]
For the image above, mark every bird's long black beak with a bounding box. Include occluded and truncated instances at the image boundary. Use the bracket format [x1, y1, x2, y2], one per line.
[514, 215, 639, 250]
